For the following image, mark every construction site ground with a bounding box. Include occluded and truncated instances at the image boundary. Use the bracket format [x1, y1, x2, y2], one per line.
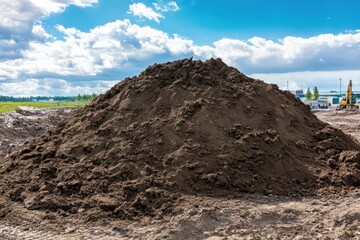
[0, 108, 359, 240]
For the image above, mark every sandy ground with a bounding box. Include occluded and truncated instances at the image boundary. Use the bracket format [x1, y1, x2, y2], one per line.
[0, 191, 359, 240]
[0, 109, 359, 239]
[315, 109, 360, 143]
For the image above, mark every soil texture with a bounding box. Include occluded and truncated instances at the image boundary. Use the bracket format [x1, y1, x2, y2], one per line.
[0, 108, 75, 160]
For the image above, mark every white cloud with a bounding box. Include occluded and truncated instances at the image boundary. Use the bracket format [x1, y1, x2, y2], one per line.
[193, 32, 360, 73]
[29, 0, 97, 15]
[153, 1, 180, 12]
[2, 17, 360, 96]
[0, 0, 98, 59]
[128, 3, 164, 23]
[0, 0, 97, 30]
[56, 25, 83, 38]
[166, 34, 193, 54]
[0, 19, 193, 80]
[2, 0, 360, 96]
[0, 78, 117, 97]
[32, 23, 53, 39]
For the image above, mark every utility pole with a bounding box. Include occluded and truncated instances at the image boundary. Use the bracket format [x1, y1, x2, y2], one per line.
[340, 78, 342, 97]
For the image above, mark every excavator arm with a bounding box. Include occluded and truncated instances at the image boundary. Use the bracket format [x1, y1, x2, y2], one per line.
[337, 80, 359, 110]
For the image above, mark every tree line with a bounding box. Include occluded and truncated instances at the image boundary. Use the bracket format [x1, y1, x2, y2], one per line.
[0, 95, 77, 102]
[76, 93, 98, 101]
[305, 87, 320, 100]
[0, 93, 98, 102]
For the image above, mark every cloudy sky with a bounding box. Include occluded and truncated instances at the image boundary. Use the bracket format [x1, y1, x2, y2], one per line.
[1, 0, 360, 96]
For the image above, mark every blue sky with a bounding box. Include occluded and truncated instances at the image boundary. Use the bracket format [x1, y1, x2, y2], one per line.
[45, 0, 360, 42]
[1, 0, 360, 96]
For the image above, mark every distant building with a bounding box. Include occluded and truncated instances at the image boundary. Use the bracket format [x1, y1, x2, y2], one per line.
[291, 90, 340, 105]
[295, 89, 303, 95]
[294, 89, 305, 98]
[38, 99, 57, 102]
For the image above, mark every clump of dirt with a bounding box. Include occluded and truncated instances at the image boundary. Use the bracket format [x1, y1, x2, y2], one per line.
[0, 58, 359, 221]
[0, 108, 75, 161]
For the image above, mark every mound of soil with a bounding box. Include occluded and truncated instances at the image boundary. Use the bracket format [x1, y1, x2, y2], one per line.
[0, 58, 359, 221]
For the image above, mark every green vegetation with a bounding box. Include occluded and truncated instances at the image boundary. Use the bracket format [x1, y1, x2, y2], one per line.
[0, 93, 98, 103]
[0, 101, 88, 113]
[306, 87, 312, 100]
[0, 96, 77, 102]
[0, 93, 99, 113]
[76, 93, 98, 101]
[305, 86, 320, 100]
[313, 86, 319, 100]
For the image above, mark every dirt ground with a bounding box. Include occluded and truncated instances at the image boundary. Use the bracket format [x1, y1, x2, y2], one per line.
[0, 108, 358, 239]
[0, 108, 75, 160]
[315, 109, 360, 143]
[0, 191, 359, 240]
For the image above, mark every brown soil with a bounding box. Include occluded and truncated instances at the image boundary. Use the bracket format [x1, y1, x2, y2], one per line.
[316, 110, 360, 142]
[0, 58, 359, 224]
[0, 108, 75, 160]
[1, 191, 359, 239]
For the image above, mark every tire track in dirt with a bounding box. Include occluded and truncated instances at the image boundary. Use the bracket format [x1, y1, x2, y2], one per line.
[0, 223, 126, 240]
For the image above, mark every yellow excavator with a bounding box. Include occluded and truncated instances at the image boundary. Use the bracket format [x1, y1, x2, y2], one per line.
[336, 80, 359, 110]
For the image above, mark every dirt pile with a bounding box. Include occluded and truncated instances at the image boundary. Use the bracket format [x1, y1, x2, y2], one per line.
[0, 108, 75, 161]
[0, 58, 359, 221]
